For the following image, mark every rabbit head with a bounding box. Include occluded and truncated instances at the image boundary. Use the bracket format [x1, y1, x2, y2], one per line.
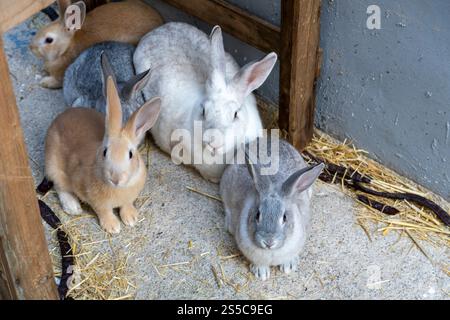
[245, 154, 324, 250]
[98, 52, 152, 121]
[98, 53, 161, 188]
[30, 1, 86, 60]
[201, 26, 277, 155]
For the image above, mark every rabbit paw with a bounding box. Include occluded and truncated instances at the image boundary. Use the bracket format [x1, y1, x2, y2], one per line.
[224, 208, 233, 234]
[120, 204, 139, 227]
[279, 258, 299, 274]
[99, 214, 121, 234]
[40, 76, 62, 89]
[251, 265, 271, 281]
[207, 176, 221, 184]
[197, 169, 221, 184]
[59, 192, 82, 215]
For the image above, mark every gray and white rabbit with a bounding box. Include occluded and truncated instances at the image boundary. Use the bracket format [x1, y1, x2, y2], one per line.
[63, 41, 151, 121]
[220, 138, 324, 280]
[134, 22, 277, 183]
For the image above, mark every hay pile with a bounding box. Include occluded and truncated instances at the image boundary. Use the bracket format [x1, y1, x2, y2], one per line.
[303, 131, 450, 251]
[41, 192, 137, 300]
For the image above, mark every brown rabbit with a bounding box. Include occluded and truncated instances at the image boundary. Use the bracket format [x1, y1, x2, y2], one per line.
[30, 0, 163, 89]
[45, 54, 161, 233]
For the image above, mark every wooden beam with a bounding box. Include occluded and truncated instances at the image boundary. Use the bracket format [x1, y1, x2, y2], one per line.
[279, 0, 322, 150]
[162, 0, 280, 54]
[83, 0, 108, 12]
[0, 0, 55, 33]
[0, 36, 58, 300]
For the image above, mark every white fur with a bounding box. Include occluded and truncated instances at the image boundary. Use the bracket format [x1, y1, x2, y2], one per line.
[58, 191, 82, 215]
[134, 22, 276, 182]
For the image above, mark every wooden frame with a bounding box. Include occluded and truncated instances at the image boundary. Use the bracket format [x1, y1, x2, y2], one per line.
[0, 0, 321, 299]
[0, 0, 58, 300]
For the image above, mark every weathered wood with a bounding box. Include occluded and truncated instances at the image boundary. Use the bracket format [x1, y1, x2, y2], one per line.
[82, 0, 108, 12]
[0, 36, 58, 300]
[279, 0, 322, 150]
[0, 0, 55, 32]
[162, 0, 280, 54]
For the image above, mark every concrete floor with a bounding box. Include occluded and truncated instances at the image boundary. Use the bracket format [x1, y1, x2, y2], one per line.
[4, 14, 449, 300]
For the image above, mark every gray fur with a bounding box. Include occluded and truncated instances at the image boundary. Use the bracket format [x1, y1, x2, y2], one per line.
[220, 138, 324, 280]
[63, 41, 148, 122]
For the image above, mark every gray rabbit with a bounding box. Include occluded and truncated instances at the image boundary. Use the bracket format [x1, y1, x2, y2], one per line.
[220, 137, 324, 280]
[63, 41, 151, 121]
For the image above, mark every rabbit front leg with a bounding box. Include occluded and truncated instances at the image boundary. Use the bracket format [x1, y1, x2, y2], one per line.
[279, 257, 299, 274]
[57, 190, 82, 215]
[41, 62, 64, 88]
[40, 76, 62, 89]
[195, 163, 225, 184]
[250, 264, 271, 281]
[119, 203, 139, 227]
[94, 205, 121, 234]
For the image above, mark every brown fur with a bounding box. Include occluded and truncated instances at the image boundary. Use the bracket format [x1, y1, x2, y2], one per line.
[45, 77, 161, 233]
[31, 0, 163, 88]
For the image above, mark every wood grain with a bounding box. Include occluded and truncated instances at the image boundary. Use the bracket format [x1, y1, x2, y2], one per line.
[162, 0, 280, 54]
[279, 0, 322, 151]
[0, 0, 55, 32]
[0, 37, 58, 300]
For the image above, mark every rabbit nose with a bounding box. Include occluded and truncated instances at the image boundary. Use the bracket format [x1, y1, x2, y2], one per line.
[203, 130, 224, 147]
[109, 176, 120, 186]
[109, 171, 126, 186]
[263, 239, 276, 249]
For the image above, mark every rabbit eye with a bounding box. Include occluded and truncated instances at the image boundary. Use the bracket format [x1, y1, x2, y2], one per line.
[45, 37, 53, 44]
[129, 150, 133, 159]
[103, 148, 107, 157]
[234, 111, 238, 119]
[202, 106, 205, 118]
[255, 211, 261, 222]
[283, 214, 287, 224]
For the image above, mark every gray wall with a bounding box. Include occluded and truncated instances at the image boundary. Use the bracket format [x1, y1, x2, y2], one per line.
[317, 0, 450, 200]
[145, 0, 450, 200]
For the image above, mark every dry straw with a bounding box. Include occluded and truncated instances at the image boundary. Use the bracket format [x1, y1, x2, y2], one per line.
[304, 131, 450, 249]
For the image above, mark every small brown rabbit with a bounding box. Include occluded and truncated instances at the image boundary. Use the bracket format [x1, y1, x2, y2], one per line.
[30, 0, 163, 89]
[45, 54, 161, 233]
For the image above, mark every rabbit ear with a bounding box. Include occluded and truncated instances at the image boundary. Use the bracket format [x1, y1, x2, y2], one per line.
[281, 163, 325, 198]
[209, 26, 226, 78]
[105, 76, 123, 137]
[121, 69, 152, 101]
[245, 151, 271, 193]
[124, 97, 161, 143]
[63, 1, 86, 31]
[232, 52, 277, 99]
[100, 52, 117, 99]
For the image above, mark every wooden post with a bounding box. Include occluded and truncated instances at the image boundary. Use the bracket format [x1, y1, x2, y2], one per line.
[83, 0, 108, 12]
[163, 0, 280, 54]
[0, 37, 58, 300]
[279, 0, 322, 150]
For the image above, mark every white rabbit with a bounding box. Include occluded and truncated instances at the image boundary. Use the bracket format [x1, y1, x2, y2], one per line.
[134, 22, 277, 183]
[220, 138, 324, 280]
